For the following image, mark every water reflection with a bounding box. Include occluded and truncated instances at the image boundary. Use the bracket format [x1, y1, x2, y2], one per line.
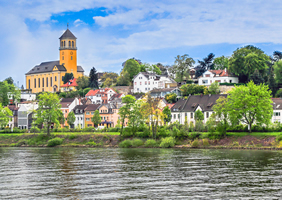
[0, 148, 281, 199]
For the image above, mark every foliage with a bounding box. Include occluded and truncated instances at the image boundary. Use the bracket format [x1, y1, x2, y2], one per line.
[227, 81, 273, 132]
[195, 53, 215, 78]
[276, 135, 282, 142]
[76, 76, 90, 90]
[250, 69, 264, 85]
[206, 113, 217, 133]
[122, 59, 141, 82]
[162, 106, 172, 125]
[119, 95, 136, 135]
[188, 132, 201, 140]
[128, 100, 143, 135]
[132, 139, 144, 147]
[116, 71, 131, 86]
[213, 56, 229, 70]
[157, 127, 170, 138]
[275, 89, 282, 97]
[101, 72, 118, 87]
[89, 67, 99, 88]
[180, 84, 207, 96]
[228, 45, 270, 83]
[47, 137, 63, 147]
[35, 92, 63, 136]
[267, 67, 277, 96]
[191, 139, 199, 147]
[165, 93, 177, 103]
[62, 73, 73, 84]
[67, 112, 76, 128]
[195, 110, 204, 121]
[69, 134, 77, 140]
[159, 137, 175, 148]
[4, 77, 13, 85]
[212, 96, 229, 136]
[0, 103, 12, 128]
[30, 127, 40, 133]
[169, 54, 195, 82]
[144, 139, 158, 147]
[91, 110, 101, 127]
[274, 60, 282, 85]
[0, 80, 20, 106]
[204, 81, 220, 95]
[202, 138, 209, 146]
[119, 139, 133, 148]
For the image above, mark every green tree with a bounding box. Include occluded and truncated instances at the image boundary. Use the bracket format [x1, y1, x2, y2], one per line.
[76, 76, 89, 90]
[89, 67, 99, 88]
[0, 103, 13, 128]
[229, 45, 270, 83]
[180, 84, 207, 96]
[274, 60, 282, 85]
[267, 66, 277, 96]
[205, 81, 220, 95]
[250, 69, 264, 85]
[119, 95, 136, 135]
[212, 96, 229, 136]
[213, 56, 229, 70]
[91, 110, 101, 127]
[194, 110, 204, 131]
[62, 73, 74, 84]
[4, 77, 14, 85]
[227, 81, 273, 132]
[116, 71, 131, 86]
[162, 106, 172, 125]
[165, 93, 177, 103]
[128, 100, 143, 135]
[67, 111, 76, 128]
[101, 72, 118, 87]
[35, 92, 63, 136]
[195, 53, 215, 78]
[169, 54, 195, 82]
[122, 59, 141, 81]
[0, 81, 20, 106]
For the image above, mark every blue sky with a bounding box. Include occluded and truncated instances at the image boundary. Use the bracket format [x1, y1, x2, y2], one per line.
[1, 0, 282, 87]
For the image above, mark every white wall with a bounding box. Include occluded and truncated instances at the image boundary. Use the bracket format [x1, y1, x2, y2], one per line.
[198, 71, 239, 86]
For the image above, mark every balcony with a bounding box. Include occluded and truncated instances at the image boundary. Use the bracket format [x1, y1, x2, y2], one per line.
[59, 47, 77, 50]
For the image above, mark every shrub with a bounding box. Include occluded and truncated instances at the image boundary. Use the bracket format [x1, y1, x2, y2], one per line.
[144, 139, 158, 147]
[159, 137, 175, 148]
[122, 129, 134, 138]
[202, 138, 209, 146]
[30, 127, 40, 133]
[47, 137, 63, 147]
[191, 139, 199, 148]
[276, 135, 282, 142]
[188, 132, 200, 140]
[132, 139, 144, 147]
[207, 132, 222, 140]
[82, 127, 95, 132]
[107, 127, 120, 132]
[157, 127, 170, 138]
[87, 141, 97, 146]
[119, 139, 132, 148]
[69, 134, 77, 140]
[278, 141, 282, 148]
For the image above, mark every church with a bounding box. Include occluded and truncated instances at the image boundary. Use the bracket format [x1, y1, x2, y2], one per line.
[25, 28, 84, 93]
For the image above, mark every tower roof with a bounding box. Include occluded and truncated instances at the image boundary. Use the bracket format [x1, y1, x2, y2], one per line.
[59, 29, 77, 40]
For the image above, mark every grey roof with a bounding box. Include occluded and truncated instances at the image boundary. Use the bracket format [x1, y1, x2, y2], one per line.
[60, 98, 75, 103]
[59, 29, 77, 40]
[25, 61, 66, 75]
[77, 66, 84, 72]
[171, 94, 227, 112]
[150, 87, 179, 93]
[72, 105, 88, 114]
[272, 98, 282, 110]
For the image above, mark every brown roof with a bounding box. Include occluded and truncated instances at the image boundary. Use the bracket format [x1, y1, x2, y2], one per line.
[271, 98, 282, 110]
[85, 104, 100, 111]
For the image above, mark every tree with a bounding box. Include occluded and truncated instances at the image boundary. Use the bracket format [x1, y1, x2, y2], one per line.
[76, 76, 90, 90]
[0, 81, 20, 106]
[229, 45, 270, 83]
[169, 54, 195, 82]
[62, 73, 74, 84]
[273, 51, 282, 62]
[101, 72, 118, 87]
[0, 103, 12, 128]
[91, 110, 101, 127]
[119, 95, 136, 135]
[35, 92, 63, 136]
[4, 77, 13, 85]
[141, 63, 162, 75]
[128, 100, 143, 135]
[89, 67, 99, 88]
[67, 111, 75, 128]
[162, 106, 172, 125]
[194, 110, 204, 131]
[212, 96, 229, 136]
[227, 81, 273, 132]
[250, 69, 264, 85]
[205, 81, 220, 95]
[116, 71, 131, 86]
[213, 56, 229, 70]
[165, 93, 177, 103]
[122, 59, 141, 81]
[274, 60, 282, 85]
[180, 84, 207, 96]
[195, 53, 215, 78]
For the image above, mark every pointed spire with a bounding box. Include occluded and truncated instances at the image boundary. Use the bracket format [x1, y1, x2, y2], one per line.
[59, 28, 77, 40]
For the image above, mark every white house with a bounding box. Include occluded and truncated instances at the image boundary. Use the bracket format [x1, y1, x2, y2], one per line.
[85, 88, 117, 104]
[198, 69, 239, 86]
[272, 98, 282, 123]
[17, 101, 38, 129]
[133, 72, 176, 93]
[72, 105, 88, 128]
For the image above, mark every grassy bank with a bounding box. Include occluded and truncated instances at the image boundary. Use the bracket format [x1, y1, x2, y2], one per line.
[0, 131, 281, 149]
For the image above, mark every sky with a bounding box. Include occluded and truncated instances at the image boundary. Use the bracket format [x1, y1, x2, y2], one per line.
[1, 0, 282, 87]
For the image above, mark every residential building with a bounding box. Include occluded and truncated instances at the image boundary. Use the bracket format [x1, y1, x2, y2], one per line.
[7, 105, 19, 128]
[84, 104, 100, 127]
[108, 93, 124, 102]
[99, 104, 119, 128]
[85, 88, 117, 104]
[198, 69, 238, 86]
[272, 98, 282, 123]
[25, 28, 84, 93]
[133, 72, 176, 93]
[170, 94, 227, 124]
[17, 101, 38, 129]
[60, 98, 80, 127]
[60, 78, 78, 92]
[72, 105, 88, 128]
[150, 88, 181, 98]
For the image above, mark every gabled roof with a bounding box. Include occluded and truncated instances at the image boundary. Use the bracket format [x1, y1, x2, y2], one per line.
[61, 78, 78, 88]
[60, 98, 75, 108]
[271, 98, 282, 110]
[109, 93, 123, 101]
[26, 61, 67, 75]
[72, 105, 88, 114]
[77, 66, 84, 72]
[205, 69, 236, 77]
[85, 104, 100, 111]
[59, 29, 77, 40]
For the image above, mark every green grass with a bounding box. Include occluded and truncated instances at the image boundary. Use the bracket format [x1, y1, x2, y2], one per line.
[0, 132, 120, 136]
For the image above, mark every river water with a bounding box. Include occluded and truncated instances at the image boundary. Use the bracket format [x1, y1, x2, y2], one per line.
[0, 148, 281, 199]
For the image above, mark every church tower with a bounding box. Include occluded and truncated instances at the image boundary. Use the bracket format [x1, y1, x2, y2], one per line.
[59, 28, 78, 76]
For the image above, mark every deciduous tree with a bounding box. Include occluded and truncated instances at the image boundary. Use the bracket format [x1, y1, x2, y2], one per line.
[165, 93, 177, 103]
[180, 84, 207, 96]
[67, 111, 75, 128]
[91, 110, 101, 127]
[213, 56, 229, 70]
[0, 103, 12, 128]
[162, 106, 172, 125]
[169, 54, 195, 82]
[212, 96, 229, 136]
[62, 73, 74, 84]
[119, 95, 136, 135]
[76, 76, 90, 90]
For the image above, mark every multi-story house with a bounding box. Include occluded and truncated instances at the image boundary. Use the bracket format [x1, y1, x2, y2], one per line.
[272, 98, 282, 123]
[18, 101, 38, 129]
[60, 78, 78, 92]
[170, 94, 227, 125]
[72, 105, 88, 128]
[198, 69, 239, 86]
[85, 88, 117, 104]
[99, 104, 120, 128]
[133, 72, 176, 93]
[60, 98, 80, 127]
[84, 104, 100, 127]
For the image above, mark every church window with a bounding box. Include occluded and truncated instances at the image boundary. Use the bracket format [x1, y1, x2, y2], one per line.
[71, 56, 73, 60]
[28, 80, 30, 89]
[62, 56, 64, 60]
[72, 41, 74, 47]
[46, 78, 48, 87]
[38, 78, 40, 88]
[69, 41, 71, 47]
[55, 76, 57, 82]
[61, 41, 63, 47]
[51, 77, 52, 86]
[42, 78, 44, 87]
[63, 41, 65, 47]
[34, 79, 36, 88]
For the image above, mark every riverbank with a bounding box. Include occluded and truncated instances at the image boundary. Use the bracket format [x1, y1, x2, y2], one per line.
[0, 132, 282, 150]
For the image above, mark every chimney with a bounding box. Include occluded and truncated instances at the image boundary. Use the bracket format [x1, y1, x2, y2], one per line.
[224, 68, 227, 73]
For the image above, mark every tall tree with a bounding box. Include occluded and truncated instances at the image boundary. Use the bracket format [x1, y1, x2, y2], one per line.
[35, 92, 63, 136]
[162, 106, 172, 125]
[212, 96, 229, 136]
[62, 73, 74, 84]
[195, 53, 215, 78]
[67, 111, 76, 128]
[122, 59, 141, 80]
[274, 61, 282, 86]
[4, 77, 13, 85]
[0, 103, 13, 128]
[101, 72, 118, 87]
[165, 93, 177, 103]
[227, 81, 272, 132]
[204, 81, 220, 95]
[89, 67, 99, 88]
[180, 84, 207, 96]
[116, 71, 131, 86]
[119, 95, 136, 135]
[169, 54, 195, 82]
[128, 100, 143, 135]
[91, 110, 101, 127]
[0, 81, 20, 106]
[273, 51, 282, 62]
[228, 45, 270, 83]
[213, 56, 229, 70]
[76, 76, 90, 90]
[250, 69, 264, 85]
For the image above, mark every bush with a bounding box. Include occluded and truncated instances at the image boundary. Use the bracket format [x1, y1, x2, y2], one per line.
[87, 141, 97, 146]
[207, 132, 222, 140]
[188, 132, 200, 140]
[132, 139, 144, 147]
[157, 127, 170, 138]
[191, 139, 199, 148]
[107, 127, 120, 132]
[136, 129, 151, 138]
[119, 139, 133, 148]
[69, 134, 77, 140]
[276, 135, 282, 142]
[202, 138, 209, 146]
[82, 127, 95, 132]
[30, 127, 40, 133]
[159, 137, 175, 148]
[144, 139, 158, 147]
[47, 137, 63, 147]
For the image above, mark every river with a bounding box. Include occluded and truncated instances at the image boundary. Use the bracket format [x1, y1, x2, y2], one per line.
[0, 148, 281, 199]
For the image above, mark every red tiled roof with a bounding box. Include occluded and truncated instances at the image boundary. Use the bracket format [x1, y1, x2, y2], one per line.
[86, 89, 99, 96]
[85, 88, 116, 97]
[61, 78, 78, 87]
[208, 69, 231, 77]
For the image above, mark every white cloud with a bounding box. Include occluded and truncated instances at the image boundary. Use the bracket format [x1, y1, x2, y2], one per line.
[74, 19, 86, 27]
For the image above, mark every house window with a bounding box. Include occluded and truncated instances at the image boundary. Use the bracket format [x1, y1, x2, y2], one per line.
[72, 41, 74, 47]
[135, 82, 136, 85]
[140, 82, 142, 85]
[46, 77, 48, 87]
[274, 112, 280, 116]
[69, 41, 71, 47]
[51, 77, 52, 86]
[206, 112, 209, 118]
[145, 88, 147, 91]
[148, 81, 150, 85]
[91, 112, 94, 115]
[145, 81, 147, 85]
[178, 114, 180, 119]
[174, 114, 176, 119]
[202, 80, 208, 84]
[205, 74, 210, 77]
[28, 80, 30, 89]
[191, 113, 193, 119]
[230, 80, 232, 83]
[216, 80, 221, 83]
[86, 112, 89, 115]
[62, 56, 64, 60]
[42, 78, 44, 87]
[86, 118, 90, 121]
[38, 78, 40, 88]
[71, 56, 73, 60]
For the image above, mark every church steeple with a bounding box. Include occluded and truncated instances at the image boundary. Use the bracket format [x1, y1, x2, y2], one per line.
[59, 28, 77, 74]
